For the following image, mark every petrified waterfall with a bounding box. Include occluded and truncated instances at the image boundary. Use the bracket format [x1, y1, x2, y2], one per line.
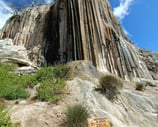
[0, 0, 158, 80]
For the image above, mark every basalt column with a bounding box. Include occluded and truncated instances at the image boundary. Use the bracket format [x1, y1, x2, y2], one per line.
[0, 0, 156, 80]
[57, 0, 153, 80]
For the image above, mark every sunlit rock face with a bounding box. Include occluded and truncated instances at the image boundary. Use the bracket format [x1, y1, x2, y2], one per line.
[0, 38, 33, 67]
[0, 0, 158, 80]
[139, 49, 158, 80]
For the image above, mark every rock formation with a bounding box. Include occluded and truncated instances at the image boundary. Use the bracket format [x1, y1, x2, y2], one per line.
[139, 49, 158, 80]
[0, 0, 158, 80]
[0, 38, 37, 74]
[0, 38, 32, 66]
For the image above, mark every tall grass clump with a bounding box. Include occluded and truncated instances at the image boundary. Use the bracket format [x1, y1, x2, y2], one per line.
[66, 104, 89, 127]
[97, 75, 123, 101]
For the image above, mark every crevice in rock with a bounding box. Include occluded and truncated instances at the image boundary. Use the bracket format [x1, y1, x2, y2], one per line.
[44, 4, 59, 65]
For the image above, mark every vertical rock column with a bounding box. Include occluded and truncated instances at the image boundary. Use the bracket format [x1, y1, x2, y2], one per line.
[0, 0, 155, 80]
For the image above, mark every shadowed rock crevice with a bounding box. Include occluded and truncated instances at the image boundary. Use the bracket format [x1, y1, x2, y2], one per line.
[44, 4, 59, 65]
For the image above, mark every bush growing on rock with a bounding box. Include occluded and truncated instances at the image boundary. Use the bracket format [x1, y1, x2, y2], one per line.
[135, 82, 145, 91]
[66, 104, 89, 127]
[98, 75, 123, 101]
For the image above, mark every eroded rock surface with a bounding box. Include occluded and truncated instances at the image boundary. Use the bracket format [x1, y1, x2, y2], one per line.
[67, 78, 158, 127]
[9, 74, 158, 127]
[0, 0, 158, 80]
[0, 38, 31, 65]
[0, 38, 37, 74]
[139, 49, 158, 80]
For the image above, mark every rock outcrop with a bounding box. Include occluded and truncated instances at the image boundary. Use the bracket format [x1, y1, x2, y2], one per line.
[0, 0, 158, 80]
[67, 78, 158, 127]
[0, 38, 31, 66]
[0, 38, 37, 74]
[139, 49, 158, 80]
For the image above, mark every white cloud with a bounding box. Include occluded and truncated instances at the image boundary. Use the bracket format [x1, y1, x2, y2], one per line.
[0, 0, 54, 29]
[122, 26, 133, 37]
[0, 0, 13, 29]
[113, 0, 134, 20]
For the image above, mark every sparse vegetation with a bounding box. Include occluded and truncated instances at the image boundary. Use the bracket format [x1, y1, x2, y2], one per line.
[0, 103, 12, 127]
[135, 82, 145, 91]
[66, 104, 89, 127]
[35, 65, 69, 102]
[36, 78, 66, 102]
[97, 75, 123, 101]
[0, 62, 69, 102]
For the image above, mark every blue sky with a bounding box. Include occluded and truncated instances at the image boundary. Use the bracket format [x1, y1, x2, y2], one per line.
[0, 0, 158, 52]
[109, 0, 158, 52]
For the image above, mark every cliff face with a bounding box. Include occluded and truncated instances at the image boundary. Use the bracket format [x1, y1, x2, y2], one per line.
[0, 0, 158, 80]
[139, 49, 158, 80]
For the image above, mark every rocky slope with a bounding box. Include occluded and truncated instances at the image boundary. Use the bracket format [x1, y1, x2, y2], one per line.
[0, 0, 158, 80]
[8, 61, 158, 127]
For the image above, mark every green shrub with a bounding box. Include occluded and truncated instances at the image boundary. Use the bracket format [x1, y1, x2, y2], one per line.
[135, 82, 144, 91]
[0, 62, 69, 102]
[52, 64, 69, 79]
[35, 66, 53, 82]
[36, 79, 65, 102]
[35, 64, 69, 81]
[98, 75, 123, 101]
[0, 105, 12, 127]
[66, 105, 89, 127]
[4, 89, 29, 100]
[35, 64, 69, 102]
[0, 63, 30, 100]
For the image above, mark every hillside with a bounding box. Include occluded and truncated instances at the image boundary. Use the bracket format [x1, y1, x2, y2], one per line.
[0, 0, 158, 127]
